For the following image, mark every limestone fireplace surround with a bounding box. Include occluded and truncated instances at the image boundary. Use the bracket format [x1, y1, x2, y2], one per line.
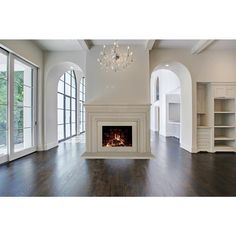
[82, 104, 154, 159]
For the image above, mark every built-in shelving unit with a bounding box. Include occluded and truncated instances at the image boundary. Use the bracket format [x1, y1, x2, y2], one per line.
[213, 97, 235, 152]
[196, 83, 211, 151]
[196, 83, 236, 153]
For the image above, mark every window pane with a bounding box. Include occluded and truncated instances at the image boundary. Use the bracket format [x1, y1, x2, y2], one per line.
[24, 107, 32, 128]
[79, 92, 83, 100]
[14, 129, 23, 150]
[79, 84, 83, 93]
[71, 111, 76, 123]
[72, 77, 76, 88]
[24, 86, 32, 107]
[14, 76, 24, 107]
[72, 123, 76, 135]
[23, 128, 32, 149]
[0, 78, 7, 105]
[72, 87, 76, 98]
[65, 84, 71, 96]
[14, 107, 23, 129]
[23, 69, 32, 87]
[79, 123, 81, 133]
[71, 98, 76, 111]
[65, 72, 71, 84]
[83, 92, 85, 101]
[57, 93, 64, 109]
[58, 80, 64, 93]
[0, 105, 7, 131]
[65, 97, 70, 110]
[58, 109, 64, 124]
[65, 110, 71, 124]
[0, 130, 7, 156]
[79, 102, 83, 111]
[80, 111, 83, 121]
[66, 123, 70, 138]
[58, 124, 64, 140]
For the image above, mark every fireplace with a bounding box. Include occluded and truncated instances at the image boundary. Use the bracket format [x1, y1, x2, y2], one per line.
[97, 121, 137, 152]
[102, 126, 132, 147]
[82, 104, 153, 159]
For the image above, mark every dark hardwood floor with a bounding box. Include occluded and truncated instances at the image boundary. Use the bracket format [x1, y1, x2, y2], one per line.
[0, 132, 236, 196]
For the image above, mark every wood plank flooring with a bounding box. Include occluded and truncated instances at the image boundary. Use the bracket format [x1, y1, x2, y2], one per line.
[0, 132, 236, 196]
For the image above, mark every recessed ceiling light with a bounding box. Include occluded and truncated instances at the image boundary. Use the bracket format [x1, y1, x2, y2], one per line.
[70, 66, 74, 69]
[165, 64, 169, 67]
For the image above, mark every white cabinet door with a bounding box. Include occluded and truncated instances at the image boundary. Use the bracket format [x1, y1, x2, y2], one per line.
[225, 87, 236, 98]
[213, 86, 236, 98]
[213, 86, 225, 98]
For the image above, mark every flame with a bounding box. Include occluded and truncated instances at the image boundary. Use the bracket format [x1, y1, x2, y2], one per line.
[105, 133, 125, 147]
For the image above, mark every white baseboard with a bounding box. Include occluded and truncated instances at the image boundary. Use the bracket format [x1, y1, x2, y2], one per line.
[0, 155, 8, 165]
[180, 143, 192, 153]
[38, 141, 58, 151]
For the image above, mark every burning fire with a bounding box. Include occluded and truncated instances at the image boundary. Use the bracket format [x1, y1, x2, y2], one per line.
[105, 133, 125, 147]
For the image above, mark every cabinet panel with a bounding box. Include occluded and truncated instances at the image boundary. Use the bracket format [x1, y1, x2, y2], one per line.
[225, 87, 236, 98]
[213, 86, 225, 98]
[213, 86, 236, 98]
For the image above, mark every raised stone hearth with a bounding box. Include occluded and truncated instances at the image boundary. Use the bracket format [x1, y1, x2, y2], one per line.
[82, 104, 154, 159]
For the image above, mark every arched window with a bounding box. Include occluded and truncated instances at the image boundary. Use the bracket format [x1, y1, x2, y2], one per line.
[79, 77, 85, 133]
[57, 70, 77, 141]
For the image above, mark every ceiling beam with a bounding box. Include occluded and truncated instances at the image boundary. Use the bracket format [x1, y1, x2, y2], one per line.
[191, 40, 215, 54]
[145, 40, 156, 51]
[77, 40, 91, 50]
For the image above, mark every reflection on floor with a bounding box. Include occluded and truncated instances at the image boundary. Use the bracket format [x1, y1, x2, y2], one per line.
[64, 133, 85, 144]
[0, 132, 236, 196]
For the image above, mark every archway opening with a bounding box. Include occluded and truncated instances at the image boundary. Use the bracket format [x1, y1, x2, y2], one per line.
[151, 69, 181, 139]
[44, 62, 85, 149]
[150, 62, 192, 152]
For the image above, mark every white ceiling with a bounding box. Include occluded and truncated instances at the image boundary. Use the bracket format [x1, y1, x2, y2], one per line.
[34, 39, 236, 52]
[206, 40, 236, 50]
[35, 40, 84, 51]
[154, 40, 198, 49]
[91, 40, 146, 46]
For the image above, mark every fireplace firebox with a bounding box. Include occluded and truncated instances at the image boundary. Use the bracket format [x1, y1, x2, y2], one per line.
[102, 126, 132, 147]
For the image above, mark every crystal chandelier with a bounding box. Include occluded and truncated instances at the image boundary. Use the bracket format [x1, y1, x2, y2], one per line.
[97, 41, 134, 72]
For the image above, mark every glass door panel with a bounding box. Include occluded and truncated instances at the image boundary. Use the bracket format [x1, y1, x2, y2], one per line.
[13, 58, 35, 153]
[0, 51, 8, 158]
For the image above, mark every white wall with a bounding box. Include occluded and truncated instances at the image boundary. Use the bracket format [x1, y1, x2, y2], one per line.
[150, 48, 236, 151]
[0, 40, 44, 150]
[166, 93, 180, 138]
[86, 45, 149, 105]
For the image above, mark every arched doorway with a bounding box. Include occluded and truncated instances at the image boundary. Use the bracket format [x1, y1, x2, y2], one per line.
[150, 62, 193, 152]
[44, 62, 85, 150]
[151, 69, 181, 138]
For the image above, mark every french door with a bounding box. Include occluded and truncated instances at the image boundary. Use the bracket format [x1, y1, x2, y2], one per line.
[0, 48, 37, 163]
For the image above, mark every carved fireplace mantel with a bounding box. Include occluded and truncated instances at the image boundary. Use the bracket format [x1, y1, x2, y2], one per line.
[81, 104, 154, 159]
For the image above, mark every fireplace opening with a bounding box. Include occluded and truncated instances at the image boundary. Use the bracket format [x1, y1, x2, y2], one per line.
[102, 126, 132, 147]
